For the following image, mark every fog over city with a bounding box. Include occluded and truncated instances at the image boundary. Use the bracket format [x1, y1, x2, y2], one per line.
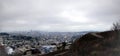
[0, 0, 120, 32]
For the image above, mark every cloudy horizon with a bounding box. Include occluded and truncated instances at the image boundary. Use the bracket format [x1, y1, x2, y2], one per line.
[0, 0, 120, 32]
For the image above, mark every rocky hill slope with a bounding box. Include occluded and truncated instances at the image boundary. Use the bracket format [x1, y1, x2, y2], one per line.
[40, 30, 120, 56]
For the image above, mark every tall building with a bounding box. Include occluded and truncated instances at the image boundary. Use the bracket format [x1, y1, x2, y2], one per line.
[0, 36, 3, 46]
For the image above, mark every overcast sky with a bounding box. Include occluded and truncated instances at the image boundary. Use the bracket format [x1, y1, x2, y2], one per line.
[0, 0, 120, 32]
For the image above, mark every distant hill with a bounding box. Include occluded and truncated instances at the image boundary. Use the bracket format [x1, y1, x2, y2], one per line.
[0, 32, 9, 36]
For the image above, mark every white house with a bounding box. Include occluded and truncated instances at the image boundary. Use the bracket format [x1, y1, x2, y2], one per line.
[5, 46, 14, 55]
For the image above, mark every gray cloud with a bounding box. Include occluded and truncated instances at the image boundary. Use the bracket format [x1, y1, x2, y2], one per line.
[0, 0, 120, 32]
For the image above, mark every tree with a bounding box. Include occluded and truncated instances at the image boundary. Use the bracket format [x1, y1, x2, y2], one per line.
[112, 21, 120, 30]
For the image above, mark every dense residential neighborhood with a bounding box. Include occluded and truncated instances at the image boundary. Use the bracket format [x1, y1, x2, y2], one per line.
[0, 31, 87, 56]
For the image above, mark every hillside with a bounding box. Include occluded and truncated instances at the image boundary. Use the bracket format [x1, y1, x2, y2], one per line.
[40, 30, 120, 56]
